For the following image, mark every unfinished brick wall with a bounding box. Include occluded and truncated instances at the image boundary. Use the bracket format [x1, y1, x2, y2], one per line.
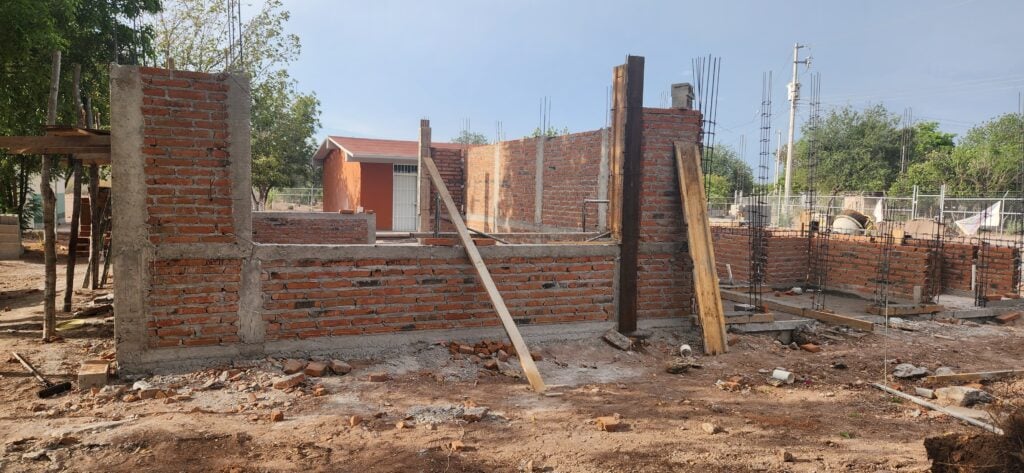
[426, 146, 465, 232]
[823, 235, 933, 300]
[252, 212, 375, 244]
[711, 228, 810, 288]
[141, 68, 235, 245]
[464, 132, 606, 232]
[939, 239, 1019, 295]
[147, 258, 241, 347]
[259, 252, 615, 340]
[635, 108, 701, 319]
[114, 65, 700, 373]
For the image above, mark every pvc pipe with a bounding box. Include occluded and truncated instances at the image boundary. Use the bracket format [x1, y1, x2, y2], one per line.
[771, 369, 795, 384]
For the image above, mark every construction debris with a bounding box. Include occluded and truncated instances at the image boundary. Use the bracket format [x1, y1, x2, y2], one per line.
[596, 414, 625, 432]
[602, 329, 634, 351]
[892, 363, 930, 379]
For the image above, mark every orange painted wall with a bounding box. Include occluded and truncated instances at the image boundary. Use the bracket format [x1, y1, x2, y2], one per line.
[322, 149, 362, 213]
[360, 163, 394, 230]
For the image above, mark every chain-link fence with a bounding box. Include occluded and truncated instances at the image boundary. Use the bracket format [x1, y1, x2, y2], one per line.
[265, 188, 323, 212]
[719, 187, 1024, 239]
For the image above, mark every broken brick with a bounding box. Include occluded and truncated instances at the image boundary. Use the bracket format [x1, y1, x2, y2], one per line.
[304, 362, 328, 377]
[272, 373, 305, 390]
[367, 372, 389, 382]
[282, 359, 306, 375]
[329, 360, 352, 375]
[270, 409, 284, 422]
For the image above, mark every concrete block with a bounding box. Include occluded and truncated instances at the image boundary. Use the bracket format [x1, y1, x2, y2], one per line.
[78, 360, 110, 390]
[0, 242, 22, 260]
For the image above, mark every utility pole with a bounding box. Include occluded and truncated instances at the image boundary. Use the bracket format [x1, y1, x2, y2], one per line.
[783, 43, 810, 223]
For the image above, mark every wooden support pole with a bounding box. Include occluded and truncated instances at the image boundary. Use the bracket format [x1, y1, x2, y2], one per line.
[674, 141, 728, 354]
[422, 156, 546, 393]
[41, 49, 61, 341]
[63, 64, 83, 312]
[86, 96, 101, 289]
[615, 55, 644, 334]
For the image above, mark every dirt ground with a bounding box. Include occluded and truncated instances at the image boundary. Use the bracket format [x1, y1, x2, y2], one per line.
[2, 254, 1023, 472]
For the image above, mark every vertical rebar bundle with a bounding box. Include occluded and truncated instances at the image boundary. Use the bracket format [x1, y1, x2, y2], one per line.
[692, 55, 721, 198]
[804, 74, 830, 310]
[899, 108, 914, 175]
[873, 197, 896, 310]
[749, 72, 773, 311]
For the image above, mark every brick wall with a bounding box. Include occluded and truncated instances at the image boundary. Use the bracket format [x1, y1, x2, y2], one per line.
[426, 146, 465, 232]
[140, 68, 235, 245]
[939, 239, 1019, 296]
[635, 108, 701, 319]
[259, 251, 616, 340]
[464, 133, 605, 232]
[115, 64, 702, 373]
[147, 258, 241, 347]
[823, 235, 933, 299]
[252, 212, 374, 244]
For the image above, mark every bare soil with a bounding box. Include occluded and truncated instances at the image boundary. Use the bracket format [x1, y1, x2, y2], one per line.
[2, 256, 1023, 472]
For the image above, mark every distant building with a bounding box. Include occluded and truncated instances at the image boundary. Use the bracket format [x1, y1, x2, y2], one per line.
[311, 137, 462, 231]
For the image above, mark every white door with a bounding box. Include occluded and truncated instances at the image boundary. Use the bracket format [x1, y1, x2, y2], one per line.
[392, 164, 418, 231]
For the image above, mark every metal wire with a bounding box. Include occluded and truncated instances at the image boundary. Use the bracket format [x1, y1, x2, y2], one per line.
[692, 55, 721, 198]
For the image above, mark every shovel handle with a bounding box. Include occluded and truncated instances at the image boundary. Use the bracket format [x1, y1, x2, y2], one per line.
[12, 352, 52, 387]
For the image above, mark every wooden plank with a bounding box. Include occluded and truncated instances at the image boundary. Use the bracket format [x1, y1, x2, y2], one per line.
[865, 304, 944, 316]
[925, 369, 1024, 385]
[616, 56, 644, 334]
[724, 312, 775, 324]
[720, 289, 875, 331]
[801, 309, 875, 332]
[608, 65, 626, 240]
[0, 135, 110, 149]
[674, 141, 728, 354]
[5, 146, 109, 155]
[422, 156, 546, 393]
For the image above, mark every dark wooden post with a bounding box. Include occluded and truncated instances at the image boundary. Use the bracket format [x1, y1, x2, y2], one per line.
[64, 64, 83, 312]
[614, 55, 644, 333]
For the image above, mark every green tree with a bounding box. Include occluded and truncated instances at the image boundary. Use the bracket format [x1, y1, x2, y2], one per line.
[452, 130, 489, 145]
[795, 104, 903, 194]
[705, 145, 754, 196]
[0, 0, 160, 227]
[151, 0, 320, 208]
[530, 126, 569, 138]
[892, 113, 1023, 196]
[251, 72, 321, 207]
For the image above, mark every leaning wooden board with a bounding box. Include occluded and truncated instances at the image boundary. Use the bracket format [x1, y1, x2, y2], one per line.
[674, 142, 728, 355]
[422, 156, 546, 393]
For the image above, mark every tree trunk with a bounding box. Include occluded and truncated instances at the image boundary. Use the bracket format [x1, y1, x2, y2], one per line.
[63, 160, 82, 311]
[42, 49, 61, 341]
[63, 65, 83, 312]
[86, 95, 100, 289]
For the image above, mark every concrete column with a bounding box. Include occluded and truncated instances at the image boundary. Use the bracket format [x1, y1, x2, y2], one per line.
[534, 137, 545, 228]
[671, 83, 694, 110]
[491, 143, 501, 232]
[110, 65, 150, 367]
[417, 119, 431, 232]
[598, 129, 610, 230]
[228, 73, 263, 351]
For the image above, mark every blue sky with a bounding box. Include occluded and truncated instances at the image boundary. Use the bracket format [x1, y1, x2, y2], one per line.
[284, 0, 1024, 167]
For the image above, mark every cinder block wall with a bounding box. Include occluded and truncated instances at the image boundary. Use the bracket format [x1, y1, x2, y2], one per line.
[252, 212, 375, 244]
[0, 214, 21, 259]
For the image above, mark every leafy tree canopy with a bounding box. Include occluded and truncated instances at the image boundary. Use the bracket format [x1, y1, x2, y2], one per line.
[452, 129, 488, 145]
[150, 0, 321, 208]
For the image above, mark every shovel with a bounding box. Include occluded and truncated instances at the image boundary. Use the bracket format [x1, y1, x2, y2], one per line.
[12, 352, 73, 398]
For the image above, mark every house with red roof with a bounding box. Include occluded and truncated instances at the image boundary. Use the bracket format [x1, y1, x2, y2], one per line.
[311, 136, 464, 231]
